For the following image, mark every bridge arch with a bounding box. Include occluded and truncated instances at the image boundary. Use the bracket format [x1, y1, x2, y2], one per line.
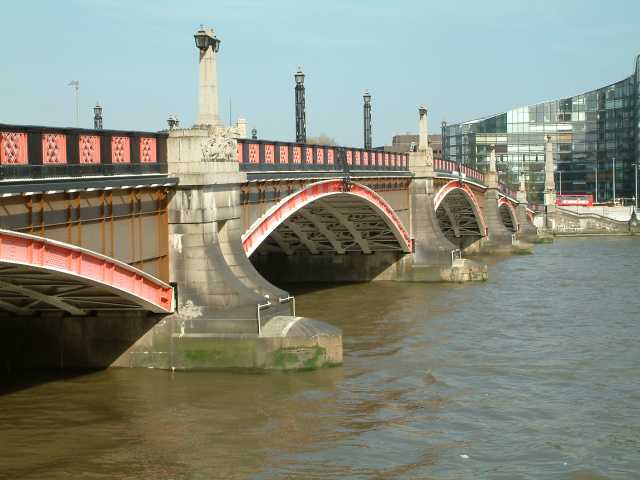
[0, 229, 174, 315]
[498, 196, 519, 233]
[433, 180, 487, 249]
[242, 179, 412, 257]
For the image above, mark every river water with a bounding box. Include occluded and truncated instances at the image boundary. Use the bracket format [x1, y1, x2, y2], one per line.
[1, 237, 639, 479]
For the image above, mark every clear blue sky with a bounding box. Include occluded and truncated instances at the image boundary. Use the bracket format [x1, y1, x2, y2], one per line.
[1, 0, 638, 147]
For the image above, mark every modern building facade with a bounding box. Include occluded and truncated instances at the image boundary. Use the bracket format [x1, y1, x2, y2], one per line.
[443, 55, 640, 204]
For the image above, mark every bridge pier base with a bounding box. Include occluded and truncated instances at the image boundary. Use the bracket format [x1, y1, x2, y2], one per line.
[516, 204, 539, 245]
[478, 187, 518, 254]
[406, 151, 488, 282]
[515, 184, 539, 244]
[124, 127, 343, 371]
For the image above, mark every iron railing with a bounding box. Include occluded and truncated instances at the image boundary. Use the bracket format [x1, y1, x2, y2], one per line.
[0, 162, 167, 180]
[499, 182, 518, 198]
[0, 123, 168, 181]
[433, 158, 484, 183]
[237, 139, 409, 172]
[255, 294, 296, 336]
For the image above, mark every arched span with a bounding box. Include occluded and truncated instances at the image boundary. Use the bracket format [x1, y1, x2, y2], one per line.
[527, 211, 534, 223]
[526, 207, 535, 223]
[433, 180, 487, 234]
[242, 179, 412, 257]
[498, 197, 519, 232]
[0, 229, 174, 315]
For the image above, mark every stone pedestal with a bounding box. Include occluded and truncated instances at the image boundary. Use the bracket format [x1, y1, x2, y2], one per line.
[544, 135, 557, 207]
[479, 172, 517, 254]
[401, 148, 487, 282]
[123, 127, 343, 371]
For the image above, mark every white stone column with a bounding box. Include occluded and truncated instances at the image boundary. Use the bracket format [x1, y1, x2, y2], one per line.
[196, 27, 222, 127]
[544, 135, 556, 206]
[517, 173, 527, 203]
[418, 105, 429, 151]
[488, 144, 497, 173]
[235, 118, 247, 139]
[484, 144, 499, 189]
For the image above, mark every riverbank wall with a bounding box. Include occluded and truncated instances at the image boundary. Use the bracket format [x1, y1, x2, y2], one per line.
[534, 206, 640, 236]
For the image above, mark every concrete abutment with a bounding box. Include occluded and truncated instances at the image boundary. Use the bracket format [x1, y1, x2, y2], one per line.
[134, 127, 342, 371]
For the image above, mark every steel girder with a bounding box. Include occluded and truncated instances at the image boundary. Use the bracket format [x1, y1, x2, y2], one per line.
[0, 265, 155, 315]
[255, 194, 406, 256]
[435, 190, 483, 248]
[499, 204, 517, 232]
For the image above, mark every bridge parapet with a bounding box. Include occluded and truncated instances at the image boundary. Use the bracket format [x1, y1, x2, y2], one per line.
[0, 124, 168, 180]
[433, 157, 520, 202]
[237, 138, 408, 173]
[498, 182, 518, 200]
[433, 158, 484, 183]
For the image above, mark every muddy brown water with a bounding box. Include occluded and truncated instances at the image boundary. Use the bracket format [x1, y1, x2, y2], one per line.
[1, 237, 639, 479]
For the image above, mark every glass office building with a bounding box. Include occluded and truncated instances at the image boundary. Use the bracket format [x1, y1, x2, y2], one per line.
[443, 55, 640, 204]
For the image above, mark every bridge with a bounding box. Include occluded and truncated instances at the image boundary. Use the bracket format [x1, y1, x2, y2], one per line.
[0, 26, 538, 372]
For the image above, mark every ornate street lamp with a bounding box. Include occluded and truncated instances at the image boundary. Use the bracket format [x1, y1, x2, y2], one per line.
[194, 25, 222, 127]
[441, 120, 447, 160]
[363, 90, 372, 149]
[194, 25, 220, 52]
[294, 67, 306, 143]
[93, 102, 103, 130]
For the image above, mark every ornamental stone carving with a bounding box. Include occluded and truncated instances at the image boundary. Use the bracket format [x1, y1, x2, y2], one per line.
[201, 128, 237, 162]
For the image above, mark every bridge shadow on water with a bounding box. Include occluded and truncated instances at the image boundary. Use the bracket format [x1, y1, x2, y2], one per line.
[0, 368, 103, 397]
[0, 312, 163, 394]
[277, 281, 368, 296]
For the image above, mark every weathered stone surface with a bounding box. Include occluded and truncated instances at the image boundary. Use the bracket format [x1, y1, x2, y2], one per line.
[538, 207, 632, 235]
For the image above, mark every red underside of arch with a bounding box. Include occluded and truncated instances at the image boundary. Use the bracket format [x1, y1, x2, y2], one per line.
[433, 180, 487, 233]
[0, 230, 174, 313]
[242, 179, 412, 256]
[498, 196, 519, 225]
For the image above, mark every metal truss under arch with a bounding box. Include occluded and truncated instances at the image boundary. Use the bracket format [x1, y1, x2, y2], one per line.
[498, 197, 519, 233]
[434, 180, 487, 249]
[242, 180, 412, 257]
[0, 229, 174, 316]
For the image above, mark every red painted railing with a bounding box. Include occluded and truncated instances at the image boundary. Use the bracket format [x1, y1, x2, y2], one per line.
[0, 229, 174, 313]
[237, 139, 409, 172]
[0, 124, 167, 180]
[433, 158, 484, 183]
[499, 183, 517, 199]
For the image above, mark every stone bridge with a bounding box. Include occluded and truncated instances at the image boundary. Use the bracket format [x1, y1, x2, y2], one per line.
[0, 119, 537, 371]
[0, 25, 539, 372]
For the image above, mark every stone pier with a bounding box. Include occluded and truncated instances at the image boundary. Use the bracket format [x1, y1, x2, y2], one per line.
[117, 126, 343, 371]
[399, 106, 487, 282]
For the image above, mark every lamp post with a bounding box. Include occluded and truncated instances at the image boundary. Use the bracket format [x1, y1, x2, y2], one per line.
[68, 80, 80, 127]
[93, 102, 103, 130]
[633, 161, 638, 212]
[441, 120, 447, 161]
[612, 155, 616, 204]
[595, 158, 599, 203]
[634, 161, 638, 211]
[294, 68, 306, 143]
[363, 90, 372, 149]
[194, 25, 222, 127]
[558, 170, 562, 196]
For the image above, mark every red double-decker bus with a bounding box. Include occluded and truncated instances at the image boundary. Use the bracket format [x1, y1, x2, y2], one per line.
[556, 194, 594, 206]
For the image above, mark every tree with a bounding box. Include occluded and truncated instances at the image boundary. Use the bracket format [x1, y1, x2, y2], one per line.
[306, 134, 337, 146]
